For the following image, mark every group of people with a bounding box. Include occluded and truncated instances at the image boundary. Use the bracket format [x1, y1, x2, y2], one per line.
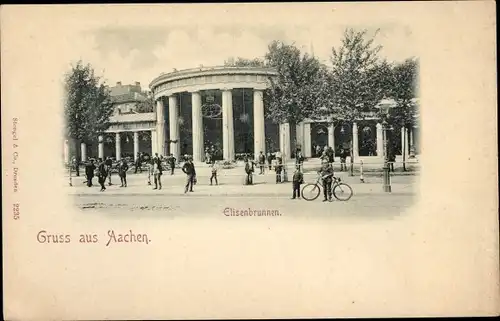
[242, 151, 287, 185]
[291, 145, 337, 202]
[82, 157, 129, 192]
[72, 142, 340, 201]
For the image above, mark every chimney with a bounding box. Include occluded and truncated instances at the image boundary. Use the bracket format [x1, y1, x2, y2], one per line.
[135, 81, 140, 86]
[116, 81, 122, 86]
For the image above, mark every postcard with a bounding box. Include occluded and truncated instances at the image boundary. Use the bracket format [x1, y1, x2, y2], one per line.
[2, 2, 498, 319]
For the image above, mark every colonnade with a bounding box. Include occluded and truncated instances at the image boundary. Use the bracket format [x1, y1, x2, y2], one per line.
[75, 130, 155, 162]
[155, 88, 266, 162]
[65, 123, 413, 163]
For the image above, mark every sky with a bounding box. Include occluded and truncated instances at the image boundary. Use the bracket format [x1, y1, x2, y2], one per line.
[57, 4, 417, 90]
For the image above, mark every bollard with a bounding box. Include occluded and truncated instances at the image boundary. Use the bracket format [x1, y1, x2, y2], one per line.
[382, 162, 392, 193]
[359, 160, 365, 183]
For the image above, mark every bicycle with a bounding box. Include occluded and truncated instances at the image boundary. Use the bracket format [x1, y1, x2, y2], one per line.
[301, 173, 353, 201]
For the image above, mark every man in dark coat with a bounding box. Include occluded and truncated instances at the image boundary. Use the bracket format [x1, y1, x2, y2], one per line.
[326, 146, 335, 164]
[134, 152, 143, 173]
[267, 152, 273, 170]
[257, 151, 266, 175]
[182, 157, 196, 193]
[291, 165, 304, 199]
[97, 158, 108, 192]
[244, 157, 255, 185]
[118, 159, 129, 187]
[85, 159, 96, 187]
[168, 154, 176, 175]
[318, 159, 334, 202]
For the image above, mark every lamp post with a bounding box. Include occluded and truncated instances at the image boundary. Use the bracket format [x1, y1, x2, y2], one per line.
[382, 118, 392, 193]
[377, 99, 395, 193]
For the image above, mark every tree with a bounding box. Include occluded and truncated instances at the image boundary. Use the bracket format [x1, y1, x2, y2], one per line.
[389, 58, 419, 128]
[135, 92, 155, 113]
[328, 28, 385, 175]
[64, 61, 114, 157]
[387, 58, 419, 170]
[263, 40, 328, 125]
[224, 57, 265, 67]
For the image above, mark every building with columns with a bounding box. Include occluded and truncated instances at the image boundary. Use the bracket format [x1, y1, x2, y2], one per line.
[67, 66, 419, 164]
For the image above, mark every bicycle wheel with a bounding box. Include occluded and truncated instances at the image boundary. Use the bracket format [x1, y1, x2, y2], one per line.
[301, 183, 321, 201]
[333, 183, 353, 201]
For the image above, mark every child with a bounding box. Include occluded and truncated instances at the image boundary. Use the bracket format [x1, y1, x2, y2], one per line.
[210, 162, 218, 185]
[275, 157, 283, 183]
[118, 159, 129, 187]
[291, 165, 304, 199]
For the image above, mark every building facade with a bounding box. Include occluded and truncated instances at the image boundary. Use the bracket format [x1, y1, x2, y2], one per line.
[67, 66, 419, 163]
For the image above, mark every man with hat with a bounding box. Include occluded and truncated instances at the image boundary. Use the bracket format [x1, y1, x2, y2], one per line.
[318, 158, 334, 202]
[152, 153, 163, 190]
[182, 156, 196, 193]
[84, 159, 96, 187]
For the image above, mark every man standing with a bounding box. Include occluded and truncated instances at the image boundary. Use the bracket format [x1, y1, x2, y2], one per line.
[295, 151, 305, 169]
[182, 157, 196, 193]
[244, 157, 255, 185]
[168, 154, 176, 175]
[85, 159, 96, 187]
[339, 147, 347, 171]
[275, 157, 283, 183]
[210, 162, 218, 186]
[291, 165, 304, 199]
[97, 158, 108, 192]
[72, 156, 80, 176]
[315, 145, 321, 157]
[105, 156, 113, 186]
[318, 159, 334, 202]
[257, 151, 266, 175]
[267, 152, 273, 170]
[153, 153, 163, 190]
[326, 146, 335, 164]
[118, 159, 129, 187]
[134, 152, 143, 174]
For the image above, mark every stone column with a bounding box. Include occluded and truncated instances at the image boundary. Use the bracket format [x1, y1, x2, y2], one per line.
[279, 122, 291, 160]
[409, 126, 415, 157]
[98, 135, 104, 159]
[115, 132, 121, 160]
[328, 123, 335, 151]
[376, 123, 384, 158]
[80, 142, 87, 162]
[191, 91, 204, 162]
[156, 99, 165, 156]
[304, 123, 312, 158]
[151, 129, 157, 155]
[295, 123, 304, 152]
[133, 131, 139, 161]
[222, 89, 235, 161]
[401, 126, 409, 158]
[352, 122, 359, 160]
[168, 95, 180, 159]
[63, 139, 70, 164]
[253, 89, 266, 156]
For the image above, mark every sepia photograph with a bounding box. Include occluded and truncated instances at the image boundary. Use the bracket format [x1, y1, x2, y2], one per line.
[63, 18, 420, 218]
[2, 2, 498, 319]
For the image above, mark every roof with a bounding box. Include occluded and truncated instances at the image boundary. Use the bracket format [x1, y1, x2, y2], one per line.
[109, 112, 156, 123]
[111, 92, 147, 104]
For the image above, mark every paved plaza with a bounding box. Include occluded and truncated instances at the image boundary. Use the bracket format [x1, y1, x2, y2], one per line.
[67, 162, 418, 219]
